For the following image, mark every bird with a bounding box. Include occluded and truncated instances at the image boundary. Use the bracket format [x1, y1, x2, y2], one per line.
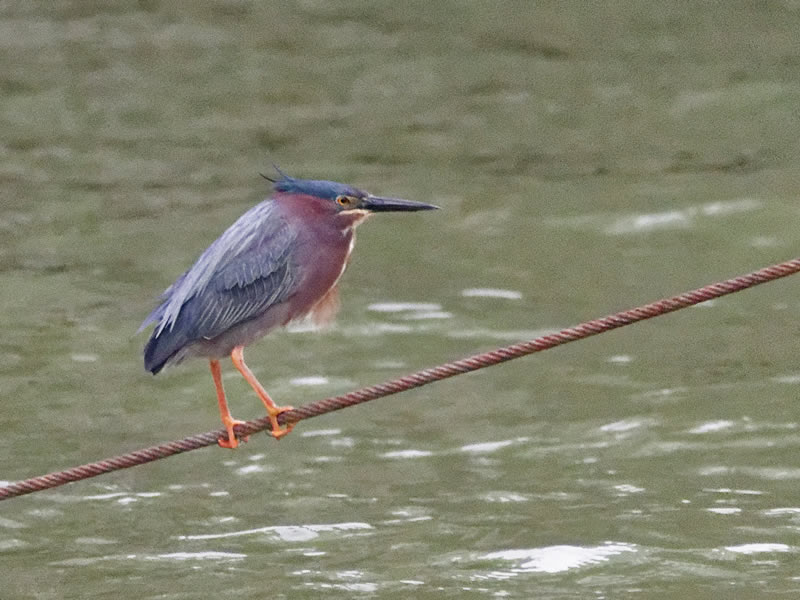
[139, 169, 438, 448]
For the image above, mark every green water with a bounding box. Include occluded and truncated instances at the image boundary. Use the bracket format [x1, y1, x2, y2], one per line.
[3, 1, 800, 598]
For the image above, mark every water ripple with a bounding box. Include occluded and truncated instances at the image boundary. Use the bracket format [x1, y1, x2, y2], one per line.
[367, 302, 442, 313]
[51, 551, 247, 566]
[479, 542, 637, 576]
[604, 199, 762, 235]
[548, 198, 762, 235]
[460, 439, 524, 454]
[179, 521, 373, 542]
[723, 543, 793, 555]
[461, 288, 523, 300]
[381, 449, 434, 459]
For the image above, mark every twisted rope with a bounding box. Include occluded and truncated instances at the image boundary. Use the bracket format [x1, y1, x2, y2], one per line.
[2, 257, 799, 501]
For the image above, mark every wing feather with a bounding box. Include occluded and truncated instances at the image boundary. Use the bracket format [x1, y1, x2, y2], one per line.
[142, 200, 300, 372]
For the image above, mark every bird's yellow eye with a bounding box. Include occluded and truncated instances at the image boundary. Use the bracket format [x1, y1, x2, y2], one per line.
[336, 195, 354, 207]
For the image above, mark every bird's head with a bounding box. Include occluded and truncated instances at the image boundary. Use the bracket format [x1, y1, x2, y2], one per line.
[263, 169, 438, 225]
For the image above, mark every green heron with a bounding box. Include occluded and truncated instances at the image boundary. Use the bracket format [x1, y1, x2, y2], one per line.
[140, 170, 438, 448]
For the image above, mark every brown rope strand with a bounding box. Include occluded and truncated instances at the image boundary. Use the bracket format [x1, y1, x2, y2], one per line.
[1, 257, 799, 501]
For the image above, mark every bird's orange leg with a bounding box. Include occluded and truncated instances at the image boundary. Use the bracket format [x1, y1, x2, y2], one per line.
[230, 346, 295, 439]
[209, 358, 248, 449]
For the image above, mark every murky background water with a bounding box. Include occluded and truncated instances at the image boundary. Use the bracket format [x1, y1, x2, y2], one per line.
[3, 1, 800, 598]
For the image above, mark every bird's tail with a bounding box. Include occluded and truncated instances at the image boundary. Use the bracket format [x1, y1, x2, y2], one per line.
[143, 325, 190, 374]
[144, 332, 168, 374]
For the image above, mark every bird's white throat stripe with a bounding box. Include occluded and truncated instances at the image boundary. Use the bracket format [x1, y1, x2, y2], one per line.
[342, 209, 370, 230]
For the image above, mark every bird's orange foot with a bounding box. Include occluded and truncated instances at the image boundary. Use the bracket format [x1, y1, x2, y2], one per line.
[218, 417, 249, 449]
[267, 405, 295, 440]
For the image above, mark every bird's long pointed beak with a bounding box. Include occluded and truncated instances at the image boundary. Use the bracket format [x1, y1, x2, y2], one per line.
[362, 195, 440, 212]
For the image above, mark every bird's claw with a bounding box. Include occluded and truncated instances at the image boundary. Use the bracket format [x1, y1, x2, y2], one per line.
[218, 418, 249, 449]
[267, 405, 295, 440]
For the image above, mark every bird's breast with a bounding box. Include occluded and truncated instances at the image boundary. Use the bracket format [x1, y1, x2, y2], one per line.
[286, 222, 355, 327]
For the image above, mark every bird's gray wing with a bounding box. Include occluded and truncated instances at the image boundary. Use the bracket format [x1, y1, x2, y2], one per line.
[142, 201, 299, 372]
[180, 229, 300, 341]
[150, 201, 295, 333]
